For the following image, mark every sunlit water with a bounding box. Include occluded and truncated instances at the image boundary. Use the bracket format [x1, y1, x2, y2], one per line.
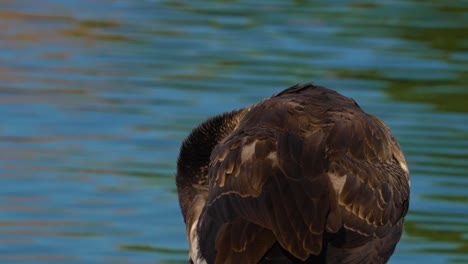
[0, 0, 466, 263]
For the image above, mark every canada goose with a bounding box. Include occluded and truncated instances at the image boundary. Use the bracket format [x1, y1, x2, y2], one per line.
[176, 84, 410, 264]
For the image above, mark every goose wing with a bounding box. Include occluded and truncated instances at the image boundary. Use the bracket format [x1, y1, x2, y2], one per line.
[197, 85, 410, 263]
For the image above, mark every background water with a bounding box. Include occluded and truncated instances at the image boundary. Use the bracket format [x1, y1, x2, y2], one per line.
[0, 0, 466, 263]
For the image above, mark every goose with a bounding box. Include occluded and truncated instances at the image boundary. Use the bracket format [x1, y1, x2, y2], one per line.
[176, 84, 410, 264]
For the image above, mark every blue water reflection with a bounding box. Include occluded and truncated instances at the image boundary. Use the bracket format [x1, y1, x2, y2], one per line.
[0, 0, 466, 263]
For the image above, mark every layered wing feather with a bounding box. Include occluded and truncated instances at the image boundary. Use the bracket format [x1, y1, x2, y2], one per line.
[196, 85, 410, 263]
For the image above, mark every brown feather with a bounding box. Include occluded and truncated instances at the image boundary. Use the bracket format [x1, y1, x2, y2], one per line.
[177, 84, 410, 263]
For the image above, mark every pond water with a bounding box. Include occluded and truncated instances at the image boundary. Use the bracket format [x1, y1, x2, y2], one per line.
[0, 0, 466, 263]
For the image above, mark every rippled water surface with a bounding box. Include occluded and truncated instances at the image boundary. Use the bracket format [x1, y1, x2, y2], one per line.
[0, 0, 467, 263]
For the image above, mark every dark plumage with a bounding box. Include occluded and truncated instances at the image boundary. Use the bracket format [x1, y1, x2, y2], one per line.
[176, 84, 410, 264]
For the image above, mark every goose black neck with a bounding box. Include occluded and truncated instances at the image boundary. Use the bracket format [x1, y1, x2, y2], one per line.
[176, 109, 245, 222]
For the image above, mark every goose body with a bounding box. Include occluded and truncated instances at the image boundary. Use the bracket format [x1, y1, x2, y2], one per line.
[176, 84, 410, 264]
